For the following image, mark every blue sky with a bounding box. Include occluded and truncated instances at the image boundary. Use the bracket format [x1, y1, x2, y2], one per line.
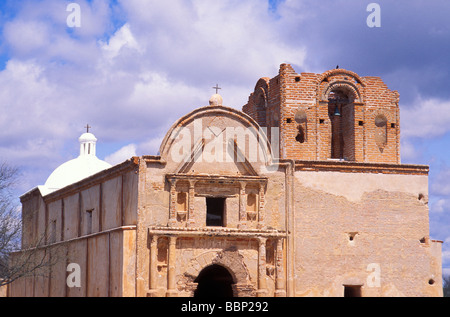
[0, 0, 449, 275]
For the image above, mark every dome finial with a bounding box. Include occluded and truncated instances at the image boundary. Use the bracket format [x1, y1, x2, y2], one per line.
[79, 125, 97, 157]
[209, 84, 223, 106]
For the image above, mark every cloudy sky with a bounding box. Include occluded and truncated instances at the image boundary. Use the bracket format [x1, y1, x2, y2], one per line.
[0, 0, 449, 274]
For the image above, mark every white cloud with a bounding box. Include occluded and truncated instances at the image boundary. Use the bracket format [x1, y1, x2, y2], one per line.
[401, 97, 450, 139]
[444, 267, 450, 277]
[3, 19, 51, 56]
[118, 0, 306, 85]
[400, 139, 418, 162]
[137, 135, 166, 156]
[431, 168, 450, 196]
[0, 59, 72, 159]
[431, 199, 449, 213]
[443, 250, 450, 264]
[100, 23, 143, 60]
[104, 143, 137, 166]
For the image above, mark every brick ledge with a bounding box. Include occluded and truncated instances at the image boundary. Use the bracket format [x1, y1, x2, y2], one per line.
[294, 160, 429, 175]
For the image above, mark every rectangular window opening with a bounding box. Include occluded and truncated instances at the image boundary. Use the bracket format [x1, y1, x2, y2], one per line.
[86, 209, 93, 235]
[50, 220, 57, 244]
[206, 197, 226, 227]
[344, 285, 362, 297]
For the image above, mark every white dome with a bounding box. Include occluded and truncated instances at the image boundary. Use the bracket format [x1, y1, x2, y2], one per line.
[44, 156, 111, 192]
[43, 131, 112, 194]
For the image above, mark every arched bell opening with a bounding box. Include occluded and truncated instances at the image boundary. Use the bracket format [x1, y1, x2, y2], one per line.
[327, 88, 356, 161]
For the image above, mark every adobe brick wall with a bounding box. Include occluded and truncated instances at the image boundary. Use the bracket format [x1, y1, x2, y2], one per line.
[243, 64, 401, 164]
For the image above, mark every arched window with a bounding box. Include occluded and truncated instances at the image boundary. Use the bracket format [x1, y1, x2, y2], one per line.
[255, 90, 267, 127]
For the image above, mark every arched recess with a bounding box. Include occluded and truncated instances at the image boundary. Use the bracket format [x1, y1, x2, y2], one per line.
[255, 87, 268, 128]
[295, 109, 308, 144]
[323, 81, 362, 104]
[181, 249, 255, 297]
[374, 113, 388, 152]
[318, 69, 366, 99]
[326, 83, 359, 161]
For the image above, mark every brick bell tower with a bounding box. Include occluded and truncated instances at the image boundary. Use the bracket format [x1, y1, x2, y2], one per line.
[243, 64, 401, 164]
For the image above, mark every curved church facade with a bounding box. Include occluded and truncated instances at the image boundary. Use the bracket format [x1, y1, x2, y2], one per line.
[9, 64, 443, 297]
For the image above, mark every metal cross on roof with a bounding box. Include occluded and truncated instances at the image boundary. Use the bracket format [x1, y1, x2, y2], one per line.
[85, 124, 91, 133]
[213, 84, 221, 94]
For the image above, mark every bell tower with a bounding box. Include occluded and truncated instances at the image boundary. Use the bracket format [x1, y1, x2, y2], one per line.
[243, 64, 401, 164]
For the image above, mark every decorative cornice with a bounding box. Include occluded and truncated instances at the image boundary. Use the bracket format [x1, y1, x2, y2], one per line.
[294, 160, 429, 175]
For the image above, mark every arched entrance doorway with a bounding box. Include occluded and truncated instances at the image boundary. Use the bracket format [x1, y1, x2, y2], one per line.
[194, 264, 235, 297]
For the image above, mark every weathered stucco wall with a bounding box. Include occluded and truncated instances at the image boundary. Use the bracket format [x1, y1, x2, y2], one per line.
[10, 162, 139, 297]
[292, 170, 442, 297]
[9, 228, 136, 297]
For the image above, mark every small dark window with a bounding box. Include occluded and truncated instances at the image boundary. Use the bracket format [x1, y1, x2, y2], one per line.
[391, 123, 396, 128]
[319, 119, 325, 124]
[359, 121, 364, 126]
[295, 76, 301, 82]
[286, 118, 292, 123]
[344, 285, 362, 297]
[206, 198, 226, 227]
[86, 209, 94, 235]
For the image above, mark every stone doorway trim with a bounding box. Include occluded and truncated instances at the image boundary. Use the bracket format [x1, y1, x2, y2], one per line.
[183, 248, 255, 297]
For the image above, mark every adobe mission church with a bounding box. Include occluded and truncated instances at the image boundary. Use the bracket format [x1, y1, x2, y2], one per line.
[9, 64, 443, 297]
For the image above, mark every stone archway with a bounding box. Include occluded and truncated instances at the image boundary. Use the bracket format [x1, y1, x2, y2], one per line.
[182, 248, 256, 297]
[194, 264, 235, 298]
